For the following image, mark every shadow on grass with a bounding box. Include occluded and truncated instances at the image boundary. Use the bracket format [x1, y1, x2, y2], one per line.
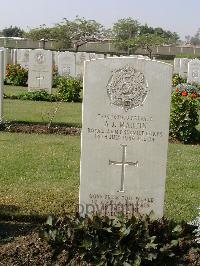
[2, 120, 82, 128]
[0, 204, 47, 244]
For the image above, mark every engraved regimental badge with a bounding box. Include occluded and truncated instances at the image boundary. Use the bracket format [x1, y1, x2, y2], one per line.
[107, 65, 148, 111]
[35, 52, 45, 64]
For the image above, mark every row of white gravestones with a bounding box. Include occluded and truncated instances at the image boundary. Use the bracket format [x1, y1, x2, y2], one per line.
[174, 57, 200, 84]
[28, 49, 53, 93]
[80, 57, 172, 219]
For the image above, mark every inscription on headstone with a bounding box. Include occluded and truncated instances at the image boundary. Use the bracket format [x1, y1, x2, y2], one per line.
[80, 58, 172, 218]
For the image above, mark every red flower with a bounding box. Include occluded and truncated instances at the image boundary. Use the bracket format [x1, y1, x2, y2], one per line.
[182, 91, 188, 96]
[176, 88, 179, 92]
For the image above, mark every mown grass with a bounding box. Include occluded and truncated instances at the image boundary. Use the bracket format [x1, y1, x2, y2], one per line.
[0, 132, 199, 222]
[3, 99, 82, 127]
[3, 85, 82, 127]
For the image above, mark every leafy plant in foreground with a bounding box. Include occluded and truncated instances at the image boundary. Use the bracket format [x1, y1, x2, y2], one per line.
[42, 213, 198, 265]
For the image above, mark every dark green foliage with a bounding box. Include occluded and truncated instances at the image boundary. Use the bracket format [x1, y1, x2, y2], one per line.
[5, 64, 28, 86]
[4, 77, 82, 103]
[172, 74, 186, 86]
[42, 213, 198, 265]
[170, 92, 199, 143]
[56, 76, 82, 102]
[2, 26, 24, 37]
[18, 90, 57, 101]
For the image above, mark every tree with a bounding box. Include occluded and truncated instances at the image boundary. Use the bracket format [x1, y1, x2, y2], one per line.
[190, 28, 200, 46]
[130, 34, 166, 58]
[25, 17, 106, 50]
[112, 18, 140, 54]
[2, 26, 24, 37]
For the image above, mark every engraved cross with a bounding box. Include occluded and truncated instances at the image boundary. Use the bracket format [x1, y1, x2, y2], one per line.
[109, 144, 138, 193]
[36, 74, 44, 87]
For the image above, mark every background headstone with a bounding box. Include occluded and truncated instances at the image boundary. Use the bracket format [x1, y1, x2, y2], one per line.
[75, 52, 90, 78]
[17, 49, 30, 69]
[0, 47, 11, 78]
[80, 58, 172, 218]
[187, 58, 200, 84]
[58, 52, 76, 77]
[173, 58, 180, 74]
[179, 58, 190, 78]
[11, 49, 17, 65]
[28, 49, 52, 93]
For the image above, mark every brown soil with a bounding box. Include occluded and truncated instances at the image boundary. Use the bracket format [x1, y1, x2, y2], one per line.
[2, 123, 81, 136]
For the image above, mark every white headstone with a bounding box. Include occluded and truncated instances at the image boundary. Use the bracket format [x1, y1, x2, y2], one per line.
[80, 58, 172, 218]
[0, 50, 4, 121]
[179, 58, 191, 78]
[28, 49, 52, 93]
[11, 49, 17, 65]
[173, 58, 180, 74]
[187, 58, 200, 84]
[58, 52, 76, 77]
[0, 47, 10, 78]
[17, 49, 30, 69]
[75, 52, 90, 78]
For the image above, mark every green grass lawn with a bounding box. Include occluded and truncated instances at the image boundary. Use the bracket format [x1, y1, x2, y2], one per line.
[4, 99, 82, 127]
[0, 132, 199, 222]
[3, 85, 82, 126]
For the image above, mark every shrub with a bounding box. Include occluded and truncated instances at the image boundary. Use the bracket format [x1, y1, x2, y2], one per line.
[5, 64, 28, 86]
[56, 76, 82, 102]
[172, 74, 186, 87]
[5, 90, 57, 102]
[170, 85, 199, 143]
[42, 213, 199, 265]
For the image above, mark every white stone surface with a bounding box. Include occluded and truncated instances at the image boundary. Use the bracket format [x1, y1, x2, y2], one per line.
[0, 50, 4, 120]
[96, 54, 105, 59]
[11, 49, 17, 65]
[179, 58, 191, 78]
[58, 52, 76, 77]
[173, 58, 180, 74]
[0, 47, 10, 78]
[17, 49, 30, 69]
[187, 58, 200, 84]
[89, 53, 96, 60]
[80, 57, 172, 218]
[75, 52, 90, 78]
[28, 49, 52, 93]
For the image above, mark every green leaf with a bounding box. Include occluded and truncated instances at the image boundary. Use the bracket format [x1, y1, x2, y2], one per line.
[46, 216, 53, 226]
